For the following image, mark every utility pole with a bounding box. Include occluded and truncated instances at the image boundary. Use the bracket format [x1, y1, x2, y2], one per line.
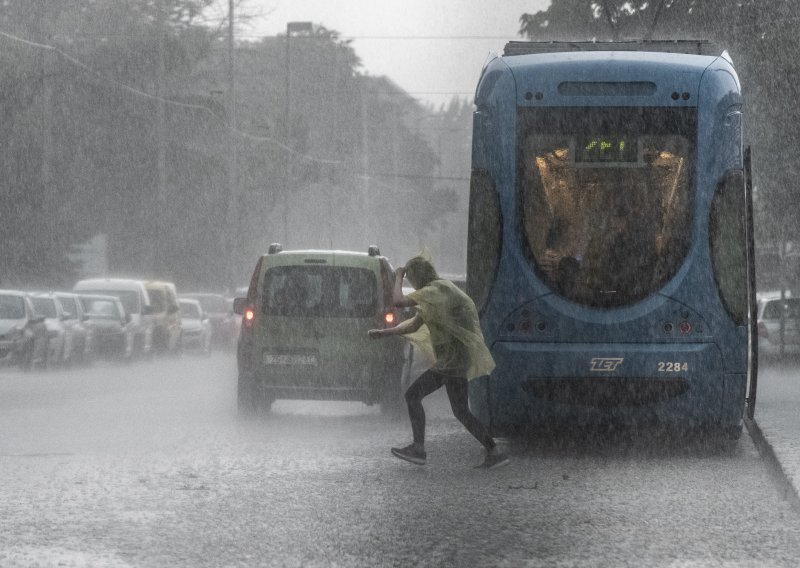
[226, 0, 238, 288]
[361, 82, 370, 240]
[155, 0, 167, 276]
[36, 8, 55, 282]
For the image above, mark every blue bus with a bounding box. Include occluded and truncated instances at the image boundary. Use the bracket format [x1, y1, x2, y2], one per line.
[467, 41, 756, 438]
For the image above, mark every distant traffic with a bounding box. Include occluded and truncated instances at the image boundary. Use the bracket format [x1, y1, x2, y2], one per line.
[0, 278, 239, 371]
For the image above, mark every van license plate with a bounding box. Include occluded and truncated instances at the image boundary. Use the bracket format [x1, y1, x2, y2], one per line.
[263, 354, 317, 366]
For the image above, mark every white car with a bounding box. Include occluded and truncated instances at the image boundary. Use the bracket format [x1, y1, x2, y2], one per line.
[73, 278, 154, 357]
[79, 294, 134, 361]
[757, 292, 800, 357]
[178, 299, 211, 355]
[29, 293, 68, 367]
[53, 292, 94, 366]
[0, 291, 48, 370]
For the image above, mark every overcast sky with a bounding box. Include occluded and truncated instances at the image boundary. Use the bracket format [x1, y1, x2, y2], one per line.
[231, 0, 551, 108]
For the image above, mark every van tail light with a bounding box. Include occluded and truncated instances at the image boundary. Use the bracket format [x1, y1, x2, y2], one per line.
[243, 307, 256, 328]
[384, 311, 396, 327]
[757, 322, 768, 338]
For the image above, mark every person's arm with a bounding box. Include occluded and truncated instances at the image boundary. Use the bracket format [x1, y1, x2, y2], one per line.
[368, 313, 423, 339]
[393, 266, 416, 308]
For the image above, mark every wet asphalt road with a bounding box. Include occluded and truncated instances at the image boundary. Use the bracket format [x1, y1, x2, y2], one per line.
[1, 354, 800, 567]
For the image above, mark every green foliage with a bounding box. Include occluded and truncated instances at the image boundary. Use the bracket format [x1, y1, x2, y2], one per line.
[0, 4, 444, 290]
[517, 0, 800, 249]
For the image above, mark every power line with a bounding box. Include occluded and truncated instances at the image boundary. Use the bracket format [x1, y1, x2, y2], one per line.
[0, 28, 342, 165]
[0, 28, 473, 166]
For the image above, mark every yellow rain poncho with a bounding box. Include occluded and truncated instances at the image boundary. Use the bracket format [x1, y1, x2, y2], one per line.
[404, 279, 495, 380]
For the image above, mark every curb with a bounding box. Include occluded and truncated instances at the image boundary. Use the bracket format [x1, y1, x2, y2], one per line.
[745, 417, 800, 510]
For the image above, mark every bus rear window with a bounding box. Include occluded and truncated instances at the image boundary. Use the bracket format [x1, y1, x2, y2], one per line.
[262, 266, 377, 318]
[519, 107, 696, 308]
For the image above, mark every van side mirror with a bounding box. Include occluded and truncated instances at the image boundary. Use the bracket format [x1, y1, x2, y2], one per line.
[233, 297, 247, 315]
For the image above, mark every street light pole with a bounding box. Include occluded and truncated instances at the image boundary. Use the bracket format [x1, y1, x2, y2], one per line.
[225, 0, 238, 289]
[283, 22, 313, 242]
[155, 0, 167, 276]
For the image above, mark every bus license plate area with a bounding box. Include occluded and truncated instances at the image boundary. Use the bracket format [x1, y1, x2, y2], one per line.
[493, 341, 724, 407]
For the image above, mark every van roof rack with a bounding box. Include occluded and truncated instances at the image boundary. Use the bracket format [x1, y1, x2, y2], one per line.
[268, 243, 282, 254]
[503, 40, 720, 57]
[367, 245, 381, 257]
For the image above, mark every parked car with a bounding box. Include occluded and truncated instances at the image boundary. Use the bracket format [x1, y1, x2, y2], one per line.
[233, 244, 407, 415]
[181, 292, 237, 348]
[144, 280, 181, 354]
[178, 298, 212, 355]
[79, 294, 134, 361]
[73, 278, 153, 357]
[757, 292, 800, 357]
[29, 293, 69, 367]
[0, 290, 48, 370]
[53, 292, 94, 365]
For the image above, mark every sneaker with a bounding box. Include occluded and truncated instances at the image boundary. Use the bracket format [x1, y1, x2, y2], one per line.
[475, 451, 510, 470]
[391, 444, 426, 465]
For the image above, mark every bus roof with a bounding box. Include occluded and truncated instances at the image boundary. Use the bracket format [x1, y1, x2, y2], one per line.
[503, 40, 721, 57]
[499, 49, 723, 74]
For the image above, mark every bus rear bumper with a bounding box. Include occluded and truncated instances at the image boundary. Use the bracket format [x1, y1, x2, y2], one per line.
[475, 341, 746, 433]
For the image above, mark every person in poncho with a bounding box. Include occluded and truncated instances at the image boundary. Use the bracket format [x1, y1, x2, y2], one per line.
[368, 255, 509, 469]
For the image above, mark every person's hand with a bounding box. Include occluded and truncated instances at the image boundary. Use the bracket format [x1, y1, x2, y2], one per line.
[367, 329, 384, 339]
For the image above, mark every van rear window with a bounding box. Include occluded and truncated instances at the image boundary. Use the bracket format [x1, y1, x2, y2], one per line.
[262, 266, 377, 318]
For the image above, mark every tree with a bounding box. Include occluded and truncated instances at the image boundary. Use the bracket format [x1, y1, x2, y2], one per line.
[517, 1, 800, 256]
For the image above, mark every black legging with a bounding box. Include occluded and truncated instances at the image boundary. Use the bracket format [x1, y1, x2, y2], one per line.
[405, 369, 495, 451]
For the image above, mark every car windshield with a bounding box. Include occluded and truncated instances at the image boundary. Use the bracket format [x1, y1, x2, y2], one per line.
[57, 296, 78, 318]
[180, 302, 201, 319]
[0, 295, 25, 319]
[148, 289, 166, 312]
[262, 266, 377, 318]
[81, 290, 140, 315]
[83, 299, 121, 320]
[31, 297, 58, 319]
[762, 298, 800, 320]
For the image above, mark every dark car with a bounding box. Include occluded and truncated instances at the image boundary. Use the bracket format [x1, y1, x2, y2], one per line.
[0, 290, 48, 370]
